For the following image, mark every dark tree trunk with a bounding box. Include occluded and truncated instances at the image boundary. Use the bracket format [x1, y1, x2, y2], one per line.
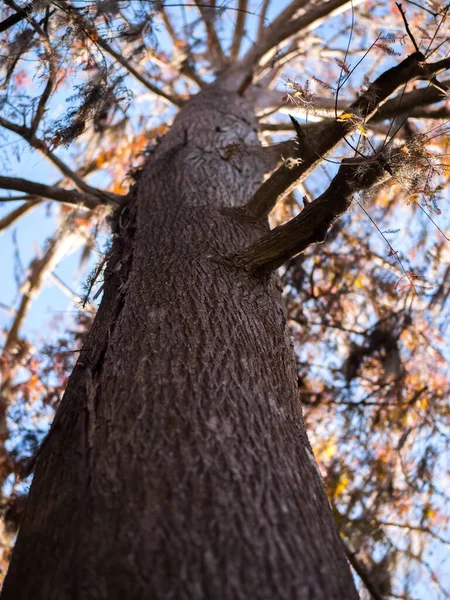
[1, 81, 358, 599]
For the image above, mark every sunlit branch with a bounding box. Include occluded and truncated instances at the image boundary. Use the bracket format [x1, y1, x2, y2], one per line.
[4, 232, 70, 353]
[259, 74, 450, 121]
[229, 0, 248, 61]
[404, 0, 441, 17]
[242, 0, 364, 69]
[263, 106, 450, 135]
[194, 0, 226, 69]
[246, 0, 311, 67]
[50, 272, 80, 304]
[256, 91, 347, 119]
[0, 176, 105, 209]
[256, 37, 305, 84]
[155, 13, 206, 88]
[257, 0, 270, 41]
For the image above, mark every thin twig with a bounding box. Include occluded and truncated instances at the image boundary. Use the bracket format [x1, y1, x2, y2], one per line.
[396, 3, 421, 53]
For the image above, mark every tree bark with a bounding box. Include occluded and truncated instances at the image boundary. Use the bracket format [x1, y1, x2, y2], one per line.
[1, 80, 358, 599]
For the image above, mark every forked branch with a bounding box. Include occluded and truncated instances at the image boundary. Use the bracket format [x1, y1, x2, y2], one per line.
[246, 53, 450, 218]
[234, 153, 395, 272]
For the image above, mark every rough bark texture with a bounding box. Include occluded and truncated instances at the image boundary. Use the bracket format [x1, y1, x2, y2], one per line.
[1, 81, 358, 599]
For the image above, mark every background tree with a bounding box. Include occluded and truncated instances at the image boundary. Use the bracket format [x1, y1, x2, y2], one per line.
[0, 0, 449, 598]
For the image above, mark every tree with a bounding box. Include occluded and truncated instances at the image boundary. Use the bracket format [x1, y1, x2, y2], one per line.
[0, 1, 449, 598]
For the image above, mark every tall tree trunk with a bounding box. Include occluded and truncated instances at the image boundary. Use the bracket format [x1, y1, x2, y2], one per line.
[1, 81, 359, 599]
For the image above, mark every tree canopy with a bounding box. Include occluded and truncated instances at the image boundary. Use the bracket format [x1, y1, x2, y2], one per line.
[0, 1, 450, 597]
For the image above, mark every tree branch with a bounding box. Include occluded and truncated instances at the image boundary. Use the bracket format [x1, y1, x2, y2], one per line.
[257, 0, 270, 41]
[229, 0, 248, 61]
[0, 176, 107, 209]
[54, 2, 182, 107]
[0, 0, 38, 33]
[396, 2, 421, 54]
[5, 0, 55, 136]
[0, 117, 122, 205]
[94, 35, 182, 107]
[242, 0, 363, 69]
[233, 154, 394, 272]
[153, 4, 204, 88]
[246, 53, 450, 218]
[375, 78, 450, 121]
[4, 228, 73, 353]
[194, 0, 226, 69]
[0, 200, 42, 233]
[342, 541, 386, 600]
[261, 81, 450, 131]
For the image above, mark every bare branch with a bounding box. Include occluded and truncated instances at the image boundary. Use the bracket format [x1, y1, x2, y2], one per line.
[396, 2, 421, 54]
[342, 541, 386, 600]
[157, 3, 179, 44]
[379, 521, 450, 548]
[0, 176, 107, 209]
[50, 272, 80, 304]
[254, 88, 346, 119]
[53, 2, 182, 106]
[257, 0, 271, 41]
[242, 0, 364, 69]
[0, 117, 122, 205]
[230, 0, 248, 61]
[153, 4, 204, 87]
[4, 229, 73, 353]
[194, 0, 226, 69]
[5, 0, 55, 136]
[375, 78, 450, 121]
[0, 200, 42, 233]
